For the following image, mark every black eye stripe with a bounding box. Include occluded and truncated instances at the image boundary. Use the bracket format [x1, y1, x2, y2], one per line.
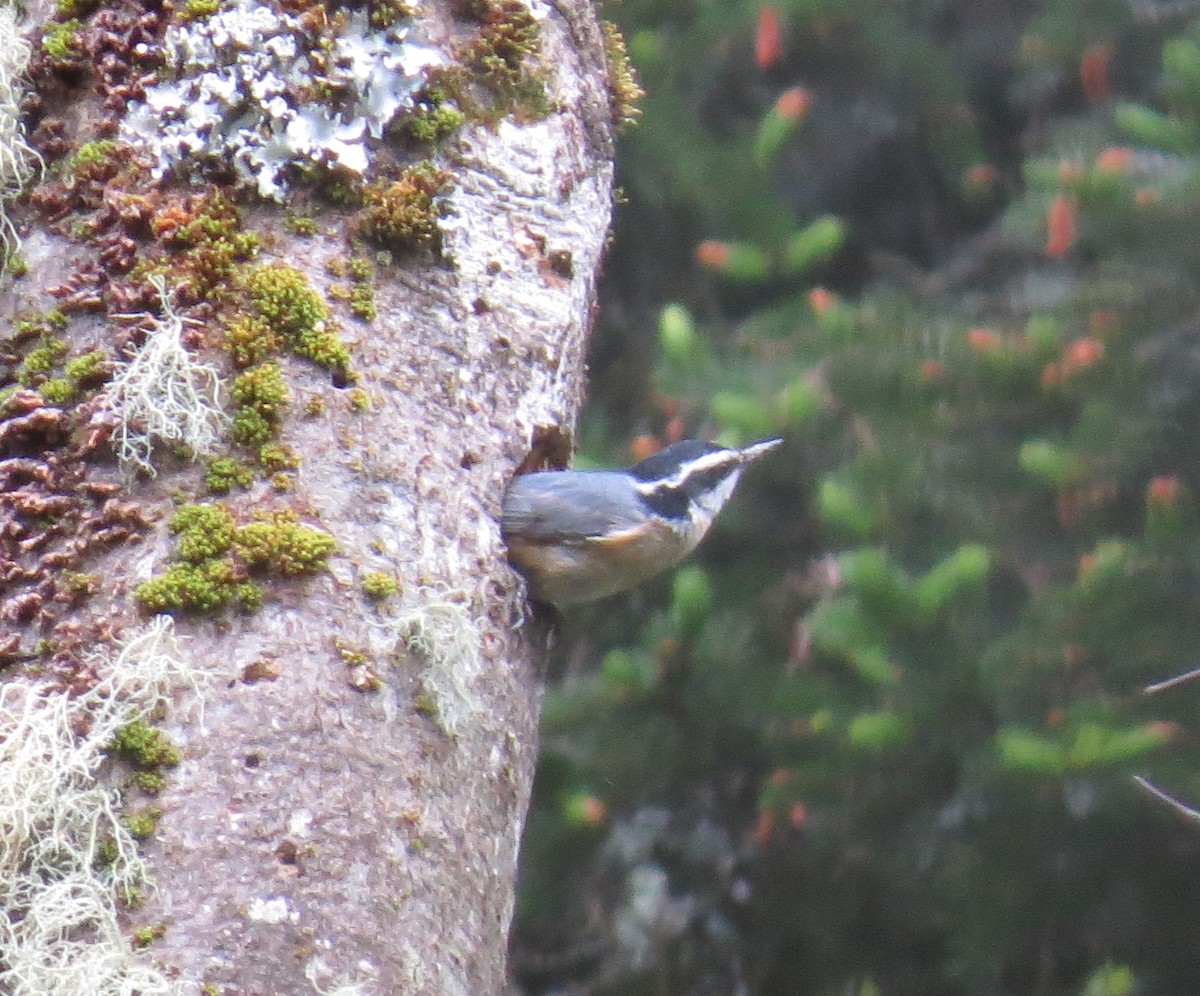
[684, 464, 736, 495]
[638, 485, 690, 521]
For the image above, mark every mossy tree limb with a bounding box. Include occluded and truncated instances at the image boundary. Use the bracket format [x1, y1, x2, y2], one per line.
[0, 0, 614, 991]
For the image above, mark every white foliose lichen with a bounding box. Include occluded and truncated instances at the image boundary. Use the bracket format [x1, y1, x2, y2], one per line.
[0, 4, 41, 271]
[121, 0, 443, 200]
[101, 275, 229, 477]
[0, 616, 213, 996]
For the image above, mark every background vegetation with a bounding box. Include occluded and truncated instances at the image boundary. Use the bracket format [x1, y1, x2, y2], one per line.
[510, 1, 1200, 993]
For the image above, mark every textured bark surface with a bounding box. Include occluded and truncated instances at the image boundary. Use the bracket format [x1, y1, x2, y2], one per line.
[0, 0, 614, 992]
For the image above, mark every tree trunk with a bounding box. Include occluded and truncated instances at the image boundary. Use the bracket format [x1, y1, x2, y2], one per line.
[0, 1, 615, 991]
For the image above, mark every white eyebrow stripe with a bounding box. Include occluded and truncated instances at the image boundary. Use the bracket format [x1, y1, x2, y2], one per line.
[630, 450, 741, 494]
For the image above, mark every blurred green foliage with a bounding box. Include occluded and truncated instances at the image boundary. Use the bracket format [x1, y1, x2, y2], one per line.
[513, 1, 1200, 993]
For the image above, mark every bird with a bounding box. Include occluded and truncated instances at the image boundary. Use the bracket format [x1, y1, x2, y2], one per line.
[501, 437, 782, 606]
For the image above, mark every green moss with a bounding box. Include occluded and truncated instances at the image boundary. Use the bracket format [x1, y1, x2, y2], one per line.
[362, 571, 399, 601]
[63, 349, 109, 385]
[5, 252, 26, 277]
[231, 362, 288, 447]
[348, 387, 370, 412]
[241, 264, 351, 373]
[369, 0, 413, 28]
[17, 336, 67, 384]
[42, 19, 83, 60]
[60, 572, 96, 596]
[118, 885, 145, 908]
[130, 770, 167, 795]
[259, 442, 298, 472]
[137, 499, 333, 615]
[109, 720, 182, 768]
[403, 91, 466, 142]
[415, 690, 439, 719]
[56, 0, 100, 17]
[349, 284, 376, 321]
[94, 838, 119, 869]
[601, 20, 644, 133]
[121, 807, 164, 841]
[343, 256, 377, 321]
[13, 308, 68, 340]
[131, 923, 167, 948]
[436, 0, 548, 122]
[356, 162, 451, 255]
[26, 347, 109, 403]
[204, 456, 253, 494]
[169, 502, 237, 562]
[234, 510, 336, 576]
[67, 140, 123, 184]
[150, 191, 259, 300]
[39, 378, 75, 405]
[225, 315, 278, 368]
[284, 212, 318, 236]
[182, 0, 221, 20]
[134, 560, 260, 614]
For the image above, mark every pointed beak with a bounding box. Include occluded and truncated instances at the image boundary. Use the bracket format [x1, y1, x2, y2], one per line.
[738, 437, 784, 464]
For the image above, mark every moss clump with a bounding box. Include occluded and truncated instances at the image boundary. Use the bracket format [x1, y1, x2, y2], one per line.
[362, 571, 399, 601]
[130, 771, 167, 795]
[60, 572, 96, 596]
[17, 336, 68, 384]
[5, 252, 27, 277]
[121, 807, 164, 841]
[67, 140, 124, 184]
[349, 267, 376, 321]
[437, 0, 548, 122]
[39, 378, 75, 405]
[169, 502, 237, 562]
[12, 308, 68, 340]
[241, 263, 351, 373]
[236, 513, 336, 575]
[600, 20, 643, 133]
[204, 456, 253, 494]
[259, 443, 298, 473]
[109, 720, 181, 768]
[403, 89, 466, 142]
[22, 346, 109, 404]
[56, 0, 101, 17]
[42, 19, 84, 60]
[284, 212, 318, 236]
[63, 349, 109, 385]
[135, 559, 262, 614]
[231, 362, 288, 447]
[225, 315, 278, 369]
[369, 0, 413, 28]
[356, 162, 452, 255]
[131, 923, 167, 948]
[329, 256, 377, 321]
[149, 191, 260, 300]
[182, 0, 221, 20]
[234, 510, 336, 576]
[138, 501, 334, 614]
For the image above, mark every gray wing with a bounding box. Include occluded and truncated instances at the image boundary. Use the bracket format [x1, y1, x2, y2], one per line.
[501, 471, 647, 544]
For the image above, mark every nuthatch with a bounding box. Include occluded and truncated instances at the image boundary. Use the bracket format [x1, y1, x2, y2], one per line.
[501, 437, 782, 606]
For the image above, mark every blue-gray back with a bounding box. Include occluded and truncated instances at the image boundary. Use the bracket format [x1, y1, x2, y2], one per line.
[501, 471, 648, 544]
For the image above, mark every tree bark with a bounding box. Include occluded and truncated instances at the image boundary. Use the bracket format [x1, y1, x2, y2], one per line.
[1, 0, 614, 991]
